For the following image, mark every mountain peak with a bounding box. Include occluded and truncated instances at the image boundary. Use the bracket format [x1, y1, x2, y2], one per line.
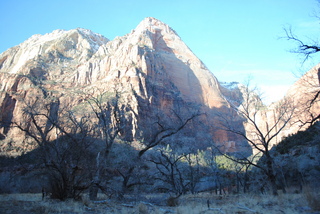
[140, 17, 166, 26]
[133, 17, 177, 37]
[18, 28, 108, 51]
[0, 28, 108, 74]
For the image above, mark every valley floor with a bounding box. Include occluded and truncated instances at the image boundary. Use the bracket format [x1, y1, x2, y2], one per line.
[0, 192, 319, 214]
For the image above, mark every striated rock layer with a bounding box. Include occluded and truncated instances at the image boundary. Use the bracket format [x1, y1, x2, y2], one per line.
[0, 17, 250, 156]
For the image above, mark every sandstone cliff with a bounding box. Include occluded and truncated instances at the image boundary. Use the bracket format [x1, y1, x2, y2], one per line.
[245, 64, 320, 152]
[286, 64, 320, 128]
[0, 17, 249, 156]
[267, 63, 320, 146]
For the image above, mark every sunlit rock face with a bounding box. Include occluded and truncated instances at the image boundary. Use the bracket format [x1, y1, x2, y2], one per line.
[242, 64, 320, 153]
[0, 17, 250, 156]
[251, 64, 320, 152]
[285, 64, 320, 131]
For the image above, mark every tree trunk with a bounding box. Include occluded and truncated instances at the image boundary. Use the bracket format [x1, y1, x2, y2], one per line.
[266, 157, 278, 196]
[89, 185, 98, 200]
[269, 173, 278, 196]
[90, 152, 101, 200]
[121, 167, 134, 193]
[243, 167, 249, 193]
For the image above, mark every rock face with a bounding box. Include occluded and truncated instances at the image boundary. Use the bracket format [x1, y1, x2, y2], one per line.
[247, 64, 320, 152]
[0, 17, 250, 156]
[270, 63, 320, 143]
[286, 64, 320, 127]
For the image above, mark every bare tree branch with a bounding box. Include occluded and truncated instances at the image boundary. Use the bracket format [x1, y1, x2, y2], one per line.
[283, 26, 320, 63]
[138, 113, 201, 157]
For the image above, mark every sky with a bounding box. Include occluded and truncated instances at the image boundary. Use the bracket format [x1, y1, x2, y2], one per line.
[1, 0, 320, 104]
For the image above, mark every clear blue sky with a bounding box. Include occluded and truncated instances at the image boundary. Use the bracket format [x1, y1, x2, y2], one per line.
[1, 0, 319, 103]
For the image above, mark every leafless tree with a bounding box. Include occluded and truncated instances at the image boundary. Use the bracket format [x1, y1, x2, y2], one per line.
[217, 82, 295, 195]
[88, 89, 130, 158]
[183, 153, 202, 194]
[13, 97, 57, 147]
[203, 148, 225, 194]
[13, 96, 96, 200]
[116, 110, 201, 194]
[53, 87, 200, 199]
[150, 147, 189, 196]
[202, 148, 250, 194]
[283, 6, 320, 127]
[86, 89, 131, 199]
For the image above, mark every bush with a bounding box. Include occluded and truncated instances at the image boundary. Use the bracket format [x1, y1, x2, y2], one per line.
[167, 196, 179, 207]
[138, 203, 149, 214]
[304, 186, 320, 211]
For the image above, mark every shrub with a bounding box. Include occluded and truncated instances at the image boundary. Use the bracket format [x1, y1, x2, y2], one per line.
[275, 122, 320, 154]
[138, 203, 148, 214]
[304, 187, 320, 211]
[167, 196, 179, 207]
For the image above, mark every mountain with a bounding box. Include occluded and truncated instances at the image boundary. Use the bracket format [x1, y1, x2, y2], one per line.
[265, 63, 320, 145]
[249, 64, 320, 151]
[286, 64, 320, 129]
[0, 17, 250, 156]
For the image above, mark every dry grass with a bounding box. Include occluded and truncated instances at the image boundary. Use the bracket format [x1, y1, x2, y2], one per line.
[175, 193, 310, 214]
[303, 186, 320, 211]
[0, 192, 317, 214]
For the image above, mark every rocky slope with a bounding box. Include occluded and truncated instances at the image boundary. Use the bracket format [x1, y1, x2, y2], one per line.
[0, 17, 250, 156]
[273, 121, 320, 188]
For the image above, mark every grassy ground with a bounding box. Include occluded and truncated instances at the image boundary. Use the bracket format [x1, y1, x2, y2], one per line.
[0, 191, 319, 214]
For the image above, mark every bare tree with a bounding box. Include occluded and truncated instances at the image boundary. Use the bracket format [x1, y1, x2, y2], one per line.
[150, 147, 189, 196]
[115, 110, 200, 194]
[183, 152, 202, 194]
[13, 96, 96, 200]
[13, 97, 57, 147]
[88, 90, 127, 159]
[203, 148, 247, 194]
[86, 89, 131, 199]
[52, 88, 200, 199]
[217, 83, 295, 195]
[283, 8, 320, 127]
